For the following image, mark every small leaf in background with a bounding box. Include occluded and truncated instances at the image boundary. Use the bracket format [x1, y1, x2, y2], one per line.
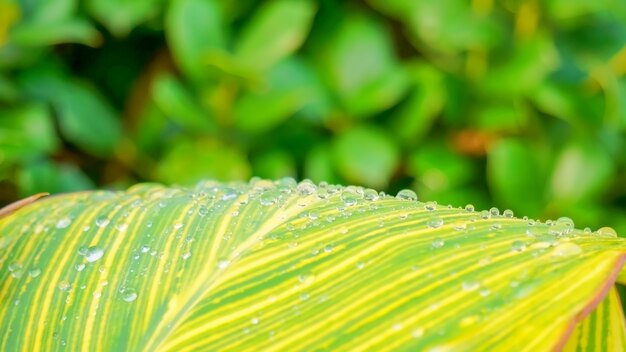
[155, 139, 250, 185]
[333, 125, 399, 188]
[392, 61, 445, 143]
[152, 74, 215, 133]
[18, 66, 122, 157]
[166, 0, 226, 79]
[9, 19, 101, 47]
[315, 13, 409, 118]
[479, 34, 559, 97]
[406, 0, 502, 52]
[17, 159, 94, 197]
[235, 0, 316, 72]
[87, 0, 161, 37]
[474, 103, 528, 132]
[304, 143, 340, 184]
[487, 138, 546, 217]
[251, 149, 296, 179]
[549, 140, 615, 206]
[234, 58, 324, 133]
[408, 141, 477, 193]
[0, 75, 19, 102]
[0, 103, 58, 162]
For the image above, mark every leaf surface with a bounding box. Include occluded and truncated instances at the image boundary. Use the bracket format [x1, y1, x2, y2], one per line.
[1, 180, 625, 351]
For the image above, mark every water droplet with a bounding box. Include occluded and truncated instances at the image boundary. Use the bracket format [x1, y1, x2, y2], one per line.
[503, 209, 514, 218]
[364, 189, 379, 201]
[217, 259, 230, 269]
[412, 328, 425, 338]
[424, 201, 437, 211]
[140, 245, 150, 253]
[324, 244, 334, 253]
[251, 317, 259, 325]
[392, 323, 403, 331]
[489, 207, 500, 217]
[259, 191, 278, 206]
[56, 217, 72, 229]
[464, 204, 475, 212]
[551, 242, 582, 257]
[75, 263, 85, 272]
[115, 223, 128, 232]
[85, 247, 104, 263]
[299, 292, 310, 301]
[479, 288, 491, 297]
[95, 216, 110, 228]
[58, 281, 72, 292]
[182, 252, 192, 260]
[431, 238, 445, 248]
[427, 217, 444, 229]
[340, 190, 359, 206]
[396, 189, 417, 201]
[480, 210, 490, 219]
[28, 268, 41, 278]
[121, 288, 137, 302]
[462, 281, 480, 291]
[296, 180, 317, 196]
[198, 206, 209, 217]
[511, 240, 526, 252]
[356, 261, 365, 269]
[8, 263, 23, 278]
[598, 227, 617, 237]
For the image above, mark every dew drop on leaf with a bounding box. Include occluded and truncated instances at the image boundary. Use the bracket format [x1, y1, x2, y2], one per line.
[217, 260, 230, 269]
[462, 281, 480, 291]
[56, 217, 72, 229]
[503, 209, 514, 218]
[396, 189, 417, 201]
[465, 204, 475, 212]
[95, 216, 110, 228]
[121, 288, 138, 302]
[551, 242, 582, 257]
[58, 281, 72, 292]
[85, 247, 104, 263]
[597, 227, 617, 237]
[431, 238, 445, 248]
[511, 240, 526, 253]
[296, 180, 317, 196]
[28, 268, 41, 278]
[340, 190, 359, 206]
[427, 217, 444, 229]
[412, 328, 425, 338]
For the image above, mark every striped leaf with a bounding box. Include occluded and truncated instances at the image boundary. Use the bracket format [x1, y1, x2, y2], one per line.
[1, 179, 626, 350]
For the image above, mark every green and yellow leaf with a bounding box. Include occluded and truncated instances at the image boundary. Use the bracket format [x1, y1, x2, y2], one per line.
[1, 179, 626, 351]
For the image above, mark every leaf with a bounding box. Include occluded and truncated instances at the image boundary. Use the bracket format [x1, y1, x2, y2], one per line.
[332, 125, 400, 188]
[235, 0, 316, 71]
[151, 74, 215, 133]
[18, 69, 122, 157]
[0, 103, 59, 162]
[9, 19, 101, 47]
[155, 139, 250, 184]
[487, 139, 546, 217]
[86, 0, 162, 36]
[17, 159, 95, 197]
[563, 287, 626, 351]
[549, 140, 615, 206]
[0, 192, 48, 220]
[234, 58, 322, 134]
[315, 14, 410, 118]
[1, 180, 626, 350]
[165, 0, 226, 80]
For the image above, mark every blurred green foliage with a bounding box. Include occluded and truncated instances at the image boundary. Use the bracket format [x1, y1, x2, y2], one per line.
[1, 0, 626, 233]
